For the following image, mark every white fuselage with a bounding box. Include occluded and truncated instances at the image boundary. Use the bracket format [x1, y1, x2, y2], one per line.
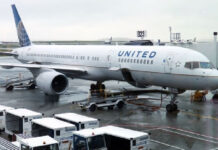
[13, 45, 218, 90]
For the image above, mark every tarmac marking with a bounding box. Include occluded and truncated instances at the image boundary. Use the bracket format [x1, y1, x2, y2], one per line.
[150, 139, 185, 150]
[161, 129, 218, 145]
[167, 127, 218, 141]
[180, 110, 218, 121]
[209, 147, 218, 150]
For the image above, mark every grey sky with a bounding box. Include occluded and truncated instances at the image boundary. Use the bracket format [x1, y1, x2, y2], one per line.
[0, 0, 218, 41]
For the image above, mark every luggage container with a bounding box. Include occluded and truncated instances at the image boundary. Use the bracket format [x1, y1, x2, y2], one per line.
[0, 105, 14, 132]
[31, 117, 76, 150]
[5, 108, 42, 140]
[73, 125, 150, 150]
[54, 113, 99, 130]
[100, 126, 150, 150]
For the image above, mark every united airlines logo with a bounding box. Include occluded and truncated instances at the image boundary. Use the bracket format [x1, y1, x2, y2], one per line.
[17, 21, 31, 47]
[118, 50, 157, 58]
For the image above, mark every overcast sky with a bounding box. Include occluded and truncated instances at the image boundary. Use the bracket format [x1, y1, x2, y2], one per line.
[0, 0, 218, 42]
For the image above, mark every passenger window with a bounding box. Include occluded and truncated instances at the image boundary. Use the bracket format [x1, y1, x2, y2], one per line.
[140, 60, 143, 64]
[147, 60, 150, 64]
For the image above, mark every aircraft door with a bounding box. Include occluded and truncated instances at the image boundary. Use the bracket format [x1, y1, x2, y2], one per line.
[164, 56, 174, 73]
[108, 50, 120, 69]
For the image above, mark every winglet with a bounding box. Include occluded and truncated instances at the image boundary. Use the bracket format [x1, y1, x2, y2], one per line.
[11, 4, 31, 47]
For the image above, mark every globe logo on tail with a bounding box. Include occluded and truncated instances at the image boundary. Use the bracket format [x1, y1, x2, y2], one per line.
[17, 21, 31, 47]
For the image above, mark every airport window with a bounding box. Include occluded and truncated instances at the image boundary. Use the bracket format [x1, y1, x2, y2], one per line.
[56, 130, 60, 136]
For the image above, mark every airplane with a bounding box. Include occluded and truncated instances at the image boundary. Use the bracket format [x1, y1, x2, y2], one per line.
[1, 4, 218, 112]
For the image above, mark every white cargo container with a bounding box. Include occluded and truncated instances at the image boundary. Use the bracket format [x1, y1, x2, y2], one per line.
[54, 113, 99, 130]
[73, 125, 150, 150]
[18, 136, 59, 150]
[5, 108, 42, 140]
[0, 105, 14, 132]
[31, 117, 76, 150]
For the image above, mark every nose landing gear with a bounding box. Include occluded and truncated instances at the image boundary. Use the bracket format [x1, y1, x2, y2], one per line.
[166, 89, 178, 112]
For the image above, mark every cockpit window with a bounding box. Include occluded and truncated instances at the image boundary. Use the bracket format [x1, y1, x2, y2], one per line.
[185, 61, 214, 69]
[184, 62, 191, 69]
[192, 62, 199, 69]
[200, 62, 214, 69]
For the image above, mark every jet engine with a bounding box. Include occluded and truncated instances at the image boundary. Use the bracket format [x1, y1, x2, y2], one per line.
[36, 71, 69, 95]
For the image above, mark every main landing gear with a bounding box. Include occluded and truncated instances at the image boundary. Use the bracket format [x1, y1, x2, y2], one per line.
[90, 82, 106, 96]
[166, 88, 179, 112]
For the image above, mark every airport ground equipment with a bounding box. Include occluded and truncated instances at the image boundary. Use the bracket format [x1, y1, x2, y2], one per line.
[78, 94, 128, 112]
[1, 76, 35, 91]
[54, 113, 99, 130]
[5, 108, 42, 141]
[17, 136, 59, 150]
[73, 128, 107, 150]
[31, 117, 76, 150]
[73, 125, 150, 150]
[0, 105, 14, 132]
[191, 90, 208, 102]
[0, 137, 19, 150]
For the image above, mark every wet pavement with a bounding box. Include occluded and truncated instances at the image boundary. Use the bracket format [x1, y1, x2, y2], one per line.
[1, 57, 218, 150]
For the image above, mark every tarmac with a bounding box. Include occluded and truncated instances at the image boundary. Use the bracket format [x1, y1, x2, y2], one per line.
[1, 57, 218, 150]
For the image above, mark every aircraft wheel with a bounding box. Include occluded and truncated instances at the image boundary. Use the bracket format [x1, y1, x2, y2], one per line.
[89, 104, 97, 112]
[90, 84, 96, 90]
[172, 104, 178, 111]
[117, 101, 124, 109]
[166, 104, 177, 112]
[28, 83, 36, 90]
[6, 85, 14, 91]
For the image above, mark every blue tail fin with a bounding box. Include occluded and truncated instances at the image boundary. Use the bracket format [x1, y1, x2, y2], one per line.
[11, 4, 31, 47]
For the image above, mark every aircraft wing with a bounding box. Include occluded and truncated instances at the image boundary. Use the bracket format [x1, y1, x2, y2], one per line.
[0, 63, 87, 76]
[0, 52, 18, 56]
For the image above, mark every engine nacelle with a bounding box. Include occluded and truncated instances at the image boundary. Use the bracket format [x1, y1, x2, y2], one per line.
[36, 71, 69, 95]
